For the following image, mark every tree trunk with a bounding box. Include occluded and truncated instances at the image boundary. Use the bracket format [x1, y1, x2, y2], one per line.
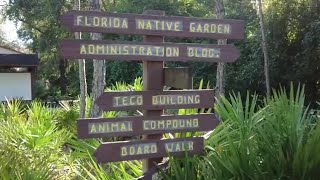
[59, 57, 67, 95]
[73, 0, 87, 118]
[257, 0, 271, 97]
[90, 0, 106, 118]
[215, 0, 227, 97]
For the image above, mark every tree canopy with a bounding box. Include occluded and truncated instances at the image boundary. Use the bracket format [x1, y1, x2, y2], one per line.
[2, 0, 319, 105]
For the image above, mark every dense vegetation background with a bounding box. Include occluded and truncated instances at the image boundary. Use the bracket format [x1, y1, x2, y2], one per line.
[1, 0, 319, 105]
[1, 82, 320, 179]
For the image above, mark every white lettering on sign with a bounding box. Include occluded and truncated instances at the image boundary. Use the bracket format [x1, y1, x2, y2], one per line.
[165, 141, 194, 152]
[75, 15, 128, 29]
[187, 47, 221, 58]
[88, 121, 133, 134]
[113, 95, 143, 107]
[121, 143, 158, 156]
[79, 44, 179, 57]
[136, 19, 183, 31]
[189, 22, 231, 34]
[143, 118, 199, 130]
[152, 94, 200, 105]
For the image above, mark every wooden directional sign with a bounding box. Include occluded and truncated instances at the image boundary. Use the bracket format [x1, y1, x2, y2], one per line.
[60, 40, 240, 63]
[77, 114, 219, 139]
[95, 89, 214, 111]
[58, 8, 240, 173]
[94, 137, 204, 163]
[61, 10, 245, 39]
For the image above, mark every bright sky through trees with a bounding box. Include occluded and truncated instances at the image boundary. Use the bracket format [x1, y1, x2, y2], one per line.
[0, 0, 20, 42]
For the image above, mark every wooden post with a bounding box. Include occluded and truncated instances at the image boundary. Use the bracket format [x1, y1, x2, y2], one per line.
[90, 0, 106, 118]
[215, 0, 227, 97]
[73, 0, 88, 118]
[142, 10, 165, 174]
[256, 0, 270, 97]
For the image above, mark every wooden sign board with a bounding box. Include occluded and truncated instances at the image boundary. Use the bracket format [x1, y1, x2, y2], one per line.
[164, 67, 192, 89]
[95, 89, 214, 111]
[60, 40, 240, 63]
[61, 10, 245, 39]
[77, 114, 219, 139]
[94, 137, 204, 163]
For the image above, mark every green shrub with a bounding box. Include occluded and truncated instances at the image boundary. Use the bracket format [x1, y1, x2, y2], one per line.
[202, 84, 320, 180]
[1, 82, 319, 180]
[0, 100, 73, 180]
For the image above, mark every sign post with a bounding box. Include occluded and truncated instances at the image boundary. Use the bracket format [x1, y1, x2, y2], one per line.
[142, 9, 165, 175]
[138, 160, 170, 180]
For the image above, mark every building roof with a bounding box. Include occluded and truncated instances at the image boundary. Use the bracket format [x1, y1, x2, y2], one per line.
[0, 54, 39, 67]
[0, 45, 23, 54]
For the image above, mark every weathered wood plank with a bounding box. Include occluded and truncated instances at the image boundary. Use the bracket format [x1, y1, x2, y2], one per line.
[77, 113, 220, 139]
[95, 89, 215, 111]
[59, 40, 240, 63]
[94, 137, 204, 163]
[61, 10, 245, 39]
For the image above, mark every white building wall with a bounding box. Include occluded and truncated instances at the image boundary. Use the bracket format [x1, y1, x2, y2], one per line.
[0, 73, 32, 101]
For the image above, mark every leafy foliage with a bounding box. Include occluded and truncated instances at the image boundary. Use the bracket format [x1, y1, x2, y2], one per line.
[1, 0, 320, 179]
[201, 84, 320, 180]
[1, 81, 320, 179]
[0, 100, 72, 180]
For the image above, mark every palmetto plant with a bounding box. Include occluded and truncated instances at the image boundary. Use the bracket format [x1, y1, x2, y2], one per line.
[202, 83, 320, 180]
[0, 100, 72, 180]
[203, 91, 262, 180]
[160, 79, 213, 180]
[71, 155, 143, 180]
[1, 80, 319, 180]
[66, 77, 145, 179]
[257, 84, 320, 179]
